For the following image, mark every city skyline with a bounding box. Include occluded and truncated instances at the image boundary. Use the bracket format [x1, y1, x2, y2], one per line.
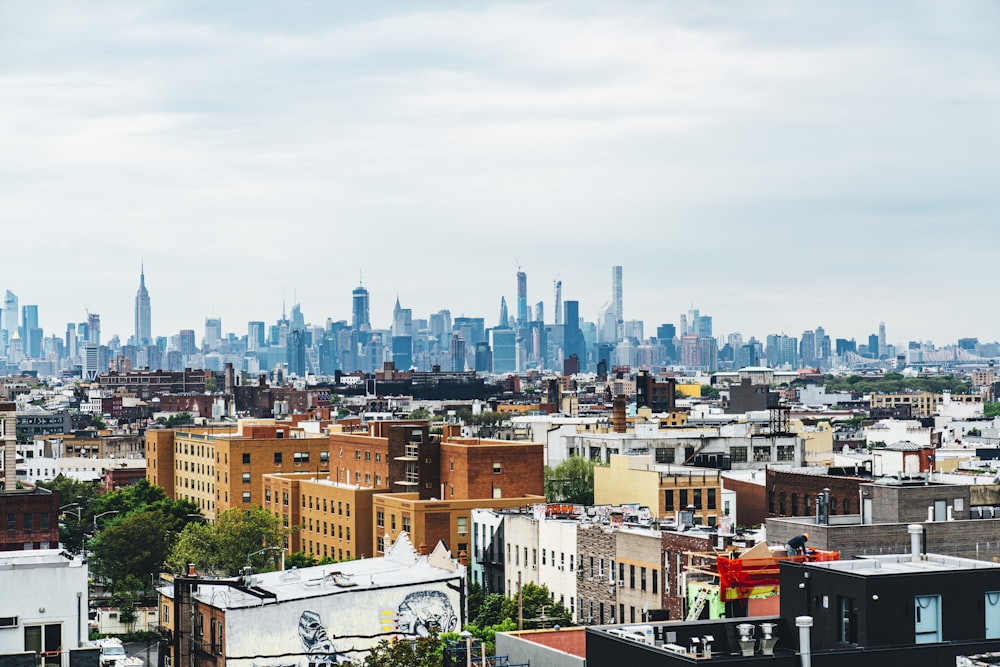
[3, 2, 998, 343]
[1, 264, 995, 356]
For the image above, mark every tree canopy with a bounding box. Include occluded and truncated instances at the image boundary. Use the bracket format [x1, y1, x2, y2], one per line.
[166, 505, 288, 576]
[824, 374, 970, 395]
[544, 456, 595, 505]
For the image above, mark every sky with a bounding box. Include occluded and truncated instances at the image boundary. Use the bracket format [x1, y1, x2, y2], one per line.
[2, 1, 998, 347]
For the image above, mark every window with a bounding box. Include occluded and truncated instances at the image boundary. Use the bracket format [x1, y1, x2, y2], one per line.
[320, 451, 329, 463]
[693, 489, 703, 509]
[449, 460, 454, 471]
[391, 515, 397, 531]
[664, 490, 674, 512]
[652, 570, 658, 594]
[542, 549, 546, 565]
[294, 452, 310, 464]
[242, 473, 251, 484]
[242, 492, 251, 503]
[242, 453, 251, 464]
[838, 596, 858, 644]
[39, 513, 49, 530]
[23, 513, 32, 531]
[493, 462, 502, 474]
[402, 516, 410, 533]
[265, 489, 271, 502]
[707, 488, 717, 510]
[274, 452, 282, 465]
[641, 567, 647, 591]
[679, 489, 688, 508]
[457, 517, 468, 535]
[282, 492, 289, 506]
[731, 446, 748, 463]
[355, 450, 361, 460]
[6, 514, 14, 531]
[629, 564, 635, 589]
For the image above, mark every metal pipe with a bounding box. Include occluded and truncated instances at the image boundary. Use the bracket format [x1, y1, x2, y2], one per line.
[909, 524, 924, 562]
[796, 616, 813, 667]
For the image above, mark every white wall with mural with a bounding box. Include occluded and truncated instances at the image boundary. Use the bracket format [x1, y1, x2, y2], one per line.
[224, 578, 463, 666]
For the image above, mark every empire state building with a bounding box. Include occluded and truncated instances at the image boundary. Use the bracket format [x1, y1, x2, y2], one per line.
[135, 266, 151, 346]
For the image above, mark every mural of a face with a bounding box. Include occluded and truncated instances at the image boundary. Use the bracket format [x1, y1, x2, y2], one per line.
[298, 610, 341, 666]
[396, 590, 458, 637]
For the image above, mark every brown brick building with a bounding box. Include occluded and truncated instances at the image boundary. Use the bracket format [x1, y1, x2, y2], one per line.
[765, 468, 868, 518]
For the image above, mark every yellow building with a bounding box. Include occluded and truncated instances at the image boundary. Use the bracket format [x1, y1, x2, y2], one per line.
[146, 421, 330, 520]
[675, 383, 702, 398]
[790, 419, 834, 465]
[372, 493, 545, 558]
[869, 392, 983, 418]
[594, 454, 721, 526]
[262, 472, 377, 561]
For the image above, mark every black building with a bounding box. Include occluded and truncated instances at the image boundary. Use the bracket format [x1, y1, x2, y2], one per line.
[586, 530, 1000, 666]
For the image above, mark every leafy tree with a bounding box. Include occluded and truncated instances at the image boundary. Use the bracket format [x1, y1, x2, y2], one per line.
[472, 593, 512, 628]
[700, 384, 720, 399]
[364, 633, 441, 667]
[406, 408, 431, 420]
[91, 510, 186, 591]
[163, 412, 194, 428]
[166, 506, 288, 575]
[986, 403, 1000, 419]
[38, 475, 102, 553]
[286, 551, 318, 569]
[467, 581, 486, 623]
[90, 415, 107, 430]
[544, 456, 595, 505]
[516, 582, 572, 629]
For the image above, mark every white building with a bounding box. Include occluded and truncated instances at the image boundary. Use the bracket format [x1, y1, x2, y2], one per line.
[0, 549, 89, 667]
[502, 513, 580, 622]
[160, 534, 465, 667]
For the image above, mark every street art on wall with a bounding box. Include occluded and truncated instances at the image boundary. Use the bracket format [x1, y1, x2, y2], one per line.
[229, 579, 463, 666]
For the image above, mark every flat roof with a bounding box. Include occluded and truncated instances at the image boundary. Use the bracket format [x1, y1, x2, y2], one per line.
[807, 553, 1000, 576]
[0, 548, 84, 569]
[169, 535, 464, 609]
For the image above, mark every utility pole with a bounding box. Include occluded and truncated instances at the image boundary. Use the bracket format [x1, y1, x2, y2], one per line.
[517, 570, 523, 631]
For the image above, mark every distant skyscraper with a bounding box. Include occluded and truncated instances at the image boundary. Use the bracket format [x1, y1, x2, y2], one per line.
[21, 305, 42, 358]
[134, 266, 151, 346]
[179, 330, 196, 356]
[498, 297, 510, 329]
[534, 301, 544, 324]
[2, 291, 17, 339]
[352, 282, 370, 330]
[450, 333, 466, 372]
[205, 318, 222, 351]
[878, 321, 887, 358]
[553, 280, 562, 326]
[86, 312, 100, 346]
[563, 300, 585, 367]
[248, 321, 266, 351]
[516, 270, 528, 326]
[392, 296, 412, 337]
[611, 266, 623, 341]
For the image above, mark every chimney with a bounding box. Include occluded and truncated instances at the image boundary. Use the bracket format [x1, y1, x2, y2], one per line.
[1, 402, 15, 492]
[612, 396, 627, 433]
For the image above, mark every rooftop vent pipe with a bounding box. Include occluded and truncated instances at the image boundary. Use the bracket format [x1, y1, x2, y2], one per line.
[796, 616, 813, 667]
[909, 523, 924, 562]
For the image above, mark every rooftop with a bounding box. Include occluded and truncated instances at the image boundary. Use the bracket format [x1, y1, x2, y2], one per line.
[807, 553, 1000, 576]
[165, 534, 464, 609]
[0, 548, 84, 570]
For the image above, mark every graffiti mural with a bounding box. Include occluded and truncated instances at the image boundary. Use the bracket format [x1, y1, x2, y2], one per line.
[395, 590, 458, 637]
[298, 610, 343, 665]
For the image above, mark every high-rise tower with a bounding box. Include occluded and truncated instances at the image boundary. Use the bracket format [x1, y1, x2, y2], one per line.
[134, 265, 151, 346]
[516, 270, 528, 326]
[553, 280, 563, 326]
[611, 265, 623, 341]
[352, 280, 370, 330]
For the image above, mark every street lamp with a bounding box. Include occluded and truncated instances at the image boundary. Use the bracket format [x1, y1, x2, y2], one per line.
[60, 504, 83, 521]
[93, 510, 120, 531]
[248, 546, 284, 572]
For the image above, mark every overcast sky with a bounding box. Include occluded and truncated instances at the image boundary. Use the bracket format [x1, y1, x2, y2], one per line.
[2, 1, 998, 347]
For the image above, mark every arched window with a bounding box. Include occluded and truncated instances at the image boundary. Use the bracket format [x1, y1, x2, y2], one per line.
[791, 493, 799, 516]
[778, 492, 787, 516]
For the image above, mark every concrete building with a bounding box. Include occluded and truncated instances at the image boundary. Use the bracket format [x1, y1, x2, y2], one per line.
[870, 391, 983, 418]
[503, 513, 579, 619]
[159, 534, 464, 667]
[0, 549, 89, 667]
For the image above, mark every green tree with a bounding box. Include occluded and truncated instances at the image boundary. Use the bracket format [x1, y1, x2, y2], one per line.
[90, 509, 185, 592]
[38, 475, 102, 553]
[544, 456, 595, 505]
[163, 412, 194, 427]
[166, 506, 288, 575]
[472, 593, 512, 628]
[406, 408, 431, 420]
[467, 581, 486, 623]
[286, 551, 318, 569]
[364, 633, 441, 667]
[700, 384, 720, 399]
[986, 402, 1000, 419]
[515, 582, 572, 629]
[90, 415, 107, 430]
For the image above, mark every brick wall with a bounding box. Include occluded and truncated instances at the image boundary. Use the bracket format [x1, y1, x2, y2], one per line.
[576, 524, 617, 625]
[766, 469, 865, 518]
